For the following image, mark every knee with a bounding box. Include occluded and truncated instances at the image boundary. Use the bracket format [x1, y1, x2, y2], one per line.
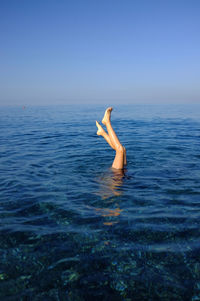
[116, 144, 124, 153]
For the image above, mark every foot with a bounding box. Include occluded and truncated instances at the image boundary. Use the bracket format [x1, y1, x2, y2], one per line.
[96, 121, 105, 136]
[102, 107, 113, 125]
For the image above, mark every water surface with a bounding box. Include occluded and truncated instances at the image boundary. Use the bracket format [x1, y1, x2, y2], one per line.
[0, 104, 200, 300]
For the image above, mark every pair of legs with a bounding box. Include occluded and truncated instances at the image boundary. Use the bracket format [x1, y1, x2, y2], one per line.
[96, 107, 126, 170]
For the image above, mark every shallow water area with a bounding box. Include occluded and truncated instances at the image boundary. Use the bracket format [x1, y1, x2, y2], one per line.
[0, 104, 200, 300]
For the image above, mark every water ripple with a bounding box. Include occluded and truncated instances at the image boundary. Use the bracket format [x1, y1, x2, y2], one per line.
[0, 105, 200, 300]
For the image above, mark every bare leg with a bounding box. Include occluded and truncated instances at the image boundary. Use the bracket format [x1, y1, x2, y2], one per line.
[102, 107, 122, 150]
[123, 147, 127, 165]
[96, 121, 115, 149]
[112, 148, 124, 169]
[102, 107, 126, 170]
[96, 107, 126, 169]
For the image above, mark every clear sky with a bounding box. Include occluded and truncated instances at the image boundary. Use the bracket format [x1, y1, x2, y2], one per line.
[0, 0, 200, 105]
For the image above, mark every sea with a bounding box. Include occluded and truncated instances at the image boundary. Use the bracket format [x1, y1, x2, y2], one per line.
[0, 104, 200, 301]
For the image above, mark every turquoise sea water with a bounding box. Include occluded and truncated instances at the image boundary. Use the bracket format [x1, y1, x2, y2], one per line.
[0, 104, 200, 300]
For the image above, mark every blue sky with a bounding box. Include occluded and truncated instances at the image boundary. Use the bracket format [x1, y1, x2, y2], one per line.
[0, 0, 200, 105]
